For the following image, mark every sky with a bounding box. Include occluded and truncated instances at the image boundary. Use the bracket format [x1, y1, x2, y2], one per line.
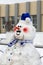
[0, 0, 37, 4]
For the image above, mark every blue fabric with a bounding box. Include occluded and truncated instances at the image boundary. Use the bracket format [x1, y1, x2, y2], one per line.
[8, 39, 32, 47]
[8, 39, 18, 47]
[21, 13, 31, 20]
[20, 40, 32, 45]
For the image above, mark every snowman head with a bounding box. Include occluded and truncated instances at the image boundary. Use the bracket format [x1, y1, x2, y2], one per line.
[13, 13, 36, 41]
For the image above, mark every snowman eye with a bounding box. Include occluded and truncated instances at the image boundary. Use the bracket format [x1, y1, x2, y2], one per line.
[23, 27, 28, 33]
[18, 25, 22, 27]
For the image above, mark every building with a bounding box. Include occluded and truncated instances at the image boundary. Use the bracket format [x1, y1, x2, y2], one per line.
[0, 1, 43, 33]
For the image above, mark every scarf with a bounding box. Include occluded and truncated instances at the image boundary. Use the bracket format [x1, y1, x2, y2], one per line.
[8, 39, 32, 47]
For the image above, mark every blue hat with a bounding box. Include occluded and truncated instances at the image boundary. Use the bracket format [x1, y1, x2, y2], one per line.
[21, 13, 31, 20]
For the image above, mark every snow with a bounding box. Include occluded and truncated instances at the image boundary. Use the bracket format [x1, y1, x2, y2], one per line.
[0, 32, 43, 64]
[33, 32, 43, 47]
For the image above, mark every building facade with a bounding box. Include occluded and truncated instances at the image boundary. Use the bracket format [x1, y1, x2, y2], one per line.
[0, 1, 43, 33]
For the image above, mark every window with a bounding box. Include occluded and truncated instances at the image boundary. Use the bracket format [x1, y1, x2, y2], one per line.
[1, 17, 6, 29]
[2, 17, 5, 24]
[17, 16, 21, 23]
[9, 16, 15, 28]
[11, 16, 15, 24]
[31, 15, 37, 28]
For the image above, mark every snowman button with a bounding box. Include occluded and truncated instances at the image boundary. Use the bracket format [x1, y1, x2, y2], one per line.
[8, 59, 10, 61]
[10, 53, 12, 55]
[19, 52, 22, 55]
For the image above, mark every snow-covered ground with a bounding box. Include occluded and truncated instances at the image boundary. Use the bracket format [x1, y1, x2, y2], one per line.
[33, 32, 43, 47]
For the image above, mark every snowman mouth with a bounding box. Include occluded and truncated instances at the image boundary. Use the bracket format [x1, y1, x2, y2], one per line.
[16, 33, 20, 35]
[16, 30, 21, 35]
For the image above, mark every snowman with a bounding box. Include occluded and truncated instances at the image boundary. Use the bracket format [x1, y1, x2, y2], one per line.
[0, 13, 42, 65]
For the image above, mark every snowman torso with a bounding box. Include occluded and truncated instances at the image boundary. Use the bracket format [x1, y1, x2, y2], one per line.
[2, 42, 41, 65]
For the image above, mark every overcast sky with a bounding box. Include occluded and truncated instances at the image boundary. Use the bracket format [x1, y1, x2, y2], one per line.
[0, 0, 37, 4]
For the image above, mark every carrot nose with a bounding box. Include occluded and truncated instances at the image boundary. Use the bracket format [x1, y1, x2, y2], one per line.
[13, 26, 20, 31]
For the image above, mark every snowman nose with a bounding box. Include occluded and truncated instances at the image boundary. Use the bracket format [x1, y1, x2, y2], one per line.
[14, 26, 20, 31]
[16, 27, 20, 30]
